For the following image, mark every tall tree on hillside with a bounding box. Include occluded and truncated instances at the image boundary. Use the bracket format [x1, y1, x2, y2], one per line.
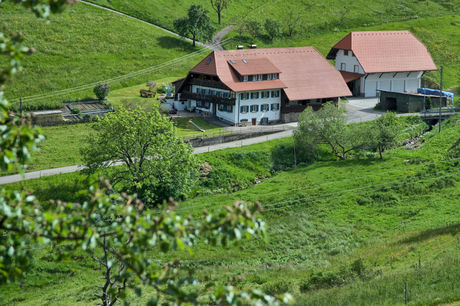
[283, 8, 301, 37]
[368, 112, 400, 159]
[174, 4, 215, 47]
[210, 0, 231, 25]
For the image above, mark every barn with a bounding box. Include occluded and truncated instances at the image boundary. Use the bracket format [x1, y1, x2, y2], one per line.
[327, 31, 437, 98]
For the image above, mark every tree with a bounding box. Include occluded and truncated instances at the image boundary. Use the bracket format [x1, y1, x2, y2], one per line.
[264, 18, 282, 40]
[368, 112, 400, 159]
[296, 103, 366, 160]
[283, 8, 301, 37]
[94, 83, 111, 100]
[245, 20, 262, 40]
[81, 106, 197, 205]
[0, 2, 293, 305]
[174, 5, 215, 47]
[210, 0, 231, 25]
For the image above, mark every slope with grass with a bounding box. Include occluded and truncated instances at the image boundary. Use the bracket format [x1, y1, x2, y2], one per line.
[87, 0, 458, 34]
[1, 116, 459, 305]
[0, 2, 205, 109]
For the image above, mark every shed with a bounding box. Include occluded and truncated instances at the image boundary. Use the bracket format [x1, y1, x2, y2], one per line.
[378, 90, 447, 113]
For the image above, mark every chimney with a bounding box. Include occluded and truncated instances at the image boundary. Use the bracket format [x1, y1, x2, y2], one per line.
[249, 44, 257, 49]
[237, 45, 244, 50]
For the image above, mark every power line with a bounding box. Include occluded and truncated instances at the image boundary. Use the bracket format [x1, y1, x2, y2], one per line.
[11, 37, 234, 105]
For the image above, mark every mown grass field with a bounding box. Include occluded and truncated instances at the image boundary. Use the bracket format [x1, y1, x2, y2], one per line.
[0, 2, 205, 109]
[87, 0, 458, 34]
[1, 115, 459, 305]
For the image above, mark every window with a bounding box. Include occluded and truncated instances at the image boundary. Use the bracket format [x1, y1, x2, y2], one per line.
[248, 75, 253, 82]
[272, 74, 279, 80]
[251, 92, 259, 99]
[262, 74, 268, 81]
[271, 90, 280, 98]
[195, 87, 200, 93]
[271, 103, 280, 111]
[257, 74, 262, 81]
[200, 88, 206, 94]
[344, 50, 349, 56]
[216, 91, 221, 97]
[354, 65, 359, 73]
[218, 104, 224, 111]
[223, 92, 229, 98]
[243, 75, 248, 82]
[204, 102, 210, 109]
[227, 105, 233, 113]
[208, 89, 215, 95]
[340, 63, 346, 71]
[268, 74, 273, 80]
[240, 105, 249, 113]
[250, 105, 259, 112]
[261, 104, 269, 112]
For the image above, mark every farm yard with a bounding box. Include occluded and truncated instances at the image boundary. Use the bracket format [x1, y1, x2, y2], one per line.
[0, 0, 459, 305]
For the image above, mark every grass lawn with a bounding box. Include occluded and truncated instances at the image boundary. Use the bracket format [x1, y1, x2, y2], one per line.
[1, 116, 459, 305]
[0, 116, 223, 176]
[107, 77, 179, 111]
[0, 2, 205, 110]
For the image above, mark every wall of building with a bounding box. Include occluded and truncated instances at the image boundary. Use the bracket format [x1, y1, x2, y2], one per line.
[362, 71, 423, 97]
[335, 50, 364, 74]
[236, 90, 281, 124]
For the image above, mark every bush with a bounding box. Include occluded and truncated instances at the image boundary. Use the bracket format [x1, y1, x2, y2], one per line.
[157, 84, 167, 94]
[299, 271, 345, 292]
[261, 280, 293, 295]
[93, 83, 110, 100]
[272, 136, 319, 171]
[425, 96, 432, 109]
[82, 114, 91, 121]
[264, 18, 281, 40]
[71, 108, 81, 116]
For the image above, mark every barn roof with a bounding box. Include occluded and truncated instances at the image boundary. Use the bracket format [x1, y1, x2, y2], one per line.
[190, 47, 351, 101]
[327, 31, 438, 74]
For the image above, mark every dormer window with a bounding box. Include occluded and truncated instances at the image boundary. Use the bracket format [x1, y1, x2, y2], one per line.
[243, 75, 248, 82]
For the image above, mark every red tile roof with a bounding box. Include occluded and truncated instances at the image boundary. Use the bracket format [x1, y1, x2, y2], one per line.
[340, 71, 364, 83]
[328, 31, 437, 74]
[227, 57, 281, 75]
[190, 47, 351, 101]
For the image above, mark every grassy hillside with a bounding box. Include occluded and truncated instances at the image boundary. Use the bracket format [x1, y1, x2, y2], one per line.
[0, 2, 205, 108]
[1, 115, 459, 304]
[87, 0, 458, 33]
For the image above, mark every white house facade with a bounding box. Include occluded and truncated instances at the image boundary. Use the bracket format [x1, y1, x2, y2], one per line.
[174, 47, 351, 124]
[327, 31, 437, 98]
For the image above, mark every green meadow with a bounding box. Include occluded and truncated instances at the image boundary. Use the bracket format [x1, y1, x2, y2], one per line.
[0, 2, 204, 109]
[1, 115, 459, 304]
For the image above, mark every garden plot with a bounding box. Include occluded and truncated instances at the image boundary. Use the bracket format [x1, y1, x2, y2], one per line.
[62, 101, 113, 121]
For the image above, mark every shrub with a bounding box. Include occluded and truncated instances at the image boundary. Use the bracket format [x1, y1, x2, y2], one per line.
[82, 114, 91, 121]
[93, 83, 110, 100]
[425, 96, 432, 109]
[299, 271, 345, 292]
[264, 18, 281, 40]
[271, 138, 317, 171]
[261, 280, 293, 295]
[71, 108, 81, 116]
[157, 84, 167, 94]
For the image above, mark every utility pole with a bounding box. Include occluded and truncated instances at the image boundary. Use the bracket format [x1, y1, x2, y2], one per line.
[19, 97, 23, 117]
[438, 65, 443, 133]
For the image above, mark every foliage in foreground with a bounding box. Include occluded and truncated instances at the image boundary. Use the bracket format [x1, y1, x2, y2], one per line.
[0, 1, 292, 305]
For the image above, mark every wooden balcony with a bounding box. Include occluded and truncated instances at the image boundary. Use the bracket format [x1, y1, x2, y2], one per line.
[188, 78, 229, 90]
[180, 91, 236, 105]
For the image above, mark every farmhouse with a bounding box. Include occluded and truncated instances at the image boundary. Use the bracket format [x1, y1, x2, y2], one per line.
[173, 47, 351, 124]
[327, 31, 437, 98]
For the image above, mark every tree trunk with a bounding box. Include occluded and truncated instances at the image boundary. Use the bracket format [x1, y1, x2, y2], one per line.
[218, 10, 221, 24]
[192, 33, 196, 47]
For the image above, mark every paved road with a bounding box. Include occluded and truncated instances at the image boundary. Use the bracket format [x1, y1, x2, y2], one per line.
[80, 0, 232, 51]
[345, 97, 382, 123]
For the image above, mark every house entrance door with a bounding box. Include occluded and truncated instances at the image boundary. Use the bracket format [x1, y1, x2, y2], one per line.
[251, 118, 257, 125]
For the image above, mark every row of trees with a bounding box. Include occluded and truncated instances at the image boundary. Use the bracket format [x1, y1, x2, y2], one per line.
[295, 103, 400, 161]
[0, 1, 292, 305]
